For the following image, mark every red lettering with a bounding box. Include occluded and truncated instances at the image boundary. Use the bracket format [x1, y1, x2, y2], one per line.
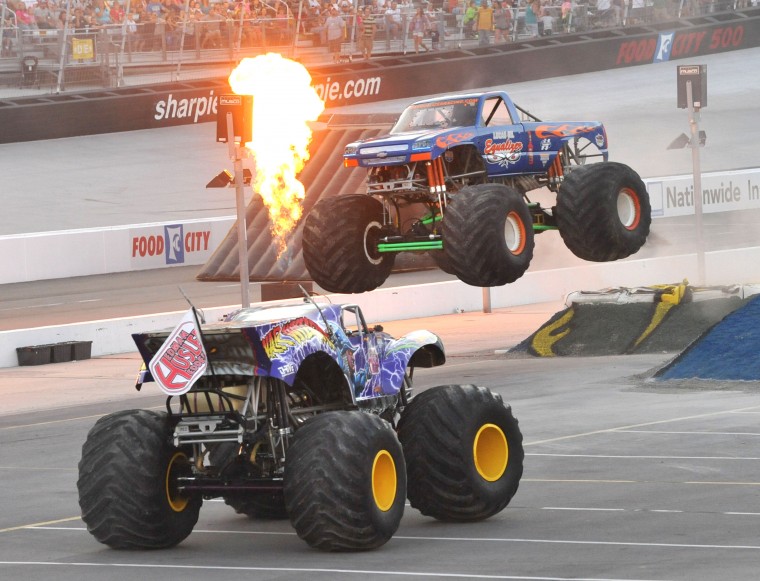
[152, 330, 206, 390]
[616, 39, 655, 65]
[131, 235, 165, 258]
[709, 26, 743, 50]
[484, 138, 524, 155]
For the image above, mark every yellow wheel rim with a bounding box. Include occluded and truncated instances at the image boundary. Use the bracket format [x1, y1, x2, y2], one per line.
[371, 450, 397, 512]
[166, 451, 190, 512]
[473, 423, 509, 482]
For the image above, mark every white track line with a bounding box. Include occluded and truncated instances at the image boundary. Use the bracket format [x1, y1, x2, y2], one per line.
[0, 561, 674, 581]
[525, 405, 760, 446]
[16, 526, 760, 551]
[527, 453, 760, 460]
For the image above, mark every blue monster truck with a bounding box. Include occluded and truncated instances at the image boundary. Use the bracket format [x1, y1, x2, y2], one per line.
[77, 297, 524, 551]
[303, 90, 651, 293]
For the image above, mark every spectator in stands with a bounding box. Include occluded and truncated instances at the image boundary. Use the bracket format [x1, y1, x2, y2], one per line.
[475, 0, 493, 46]
[629, 0, 646, 23]
[595, 0, 621, 26]
[55, 8, 69, 31]
[274, 4, 291, 45]
[561, 0, 572, 32]
[323, 6, 345, 61]
[124, 11, 138, 50]
[410, 5, 430, 52]
[34, 1, 57, 30]
[146, 0, 165, 16]
[462, 0, 477, 38]
[357, 4, 376, 58]
[524, 0, 539, 37]
[201, 5, 223, 47]
[652, 0, 670, 21]
[95, 5, 113, 25]
[70, 7, 90, 32]
[492, 0, 511, 43]
[2, 7, 15, 56]
[541, 7, 554, 34]
[181, 10, 198, 48]
[15, 2, 38, 32]
[110, 2, 126, 25]
[384, 1, 402, 43]
[148, 12, 163, 50]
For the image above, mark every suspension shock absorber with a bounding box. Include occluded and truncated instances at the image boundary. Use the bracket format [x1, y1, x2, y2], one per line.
[425, 160, 437, 196]
[548, 150, 565, 188]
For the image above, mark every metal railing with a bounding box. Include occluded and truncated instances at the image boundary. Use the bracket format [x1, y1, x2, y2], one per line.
[0, 0, 751, 96]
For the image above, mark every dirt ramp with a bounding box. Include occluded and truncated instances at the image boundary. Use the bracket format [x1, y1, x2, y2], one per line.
[656, 295, 760, 381]
[510, 284, 751, 358]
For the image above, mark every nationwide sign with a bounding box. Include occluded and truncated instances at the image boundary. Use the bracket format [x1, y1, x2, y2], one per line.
[646, 168, 760, 218]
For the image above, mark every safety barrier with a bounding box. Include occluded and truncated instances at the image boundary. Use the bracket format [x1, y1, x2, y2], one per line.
[0, 217, 233, 285]
[2, 243, 760, 368]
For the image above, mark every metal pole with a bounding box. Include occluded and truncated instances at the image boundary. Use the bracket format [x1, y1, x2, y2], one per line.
[56, 0, 72, 93]
[117, 0, 133, 86]
[686, 80, 706, 286]
[226, 112, 250, 308]
[482, 287, 492, 313]
[175, 0, 192, 81]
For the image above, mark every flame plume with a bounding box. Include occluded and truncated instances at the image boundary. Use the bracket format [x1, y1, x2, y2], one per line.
[228, 54, 325, 256]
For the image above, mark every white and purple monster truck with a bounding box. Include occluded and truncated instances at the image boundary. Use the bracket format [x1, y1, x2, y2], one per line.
[303, 90, 651, 293]
[77, 297, 524, 551]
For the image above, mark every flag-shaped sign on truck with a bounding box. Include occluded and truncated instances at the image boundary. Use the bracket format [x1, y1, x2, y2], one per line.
[148, 309, 207, 396]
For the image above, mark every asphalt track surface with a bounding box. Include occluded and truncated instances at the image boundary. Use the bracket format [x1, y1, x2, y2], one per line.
[3, 342, 760, 581]
[2, 49, 760, 580]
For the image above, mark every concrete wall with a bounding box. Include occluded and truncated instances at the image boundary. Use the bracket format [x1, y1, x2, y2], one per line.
[0, 217, 233, 285]
[2, 244, 759, 368]
[2, 168, 758, 285]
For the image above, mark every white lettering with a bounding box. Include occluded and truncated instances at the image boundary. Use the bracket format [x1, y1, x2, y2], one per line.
[312, 75, 383, 104]
[153, 90, 218, 123]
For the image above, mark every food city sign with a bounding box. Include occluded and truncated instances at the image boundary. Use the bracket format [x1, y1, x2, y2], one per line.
[616, 24, 747, 66]
[130, 223, 215, 268]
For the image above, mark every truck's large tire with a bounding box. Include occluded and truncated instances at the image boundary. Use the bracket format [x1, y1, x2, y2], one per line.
[442, 184, 534, 287]
[397, 385, 523, 522]
[556, 162, 651, 261]
[284, 411, 406, 551]
[77, 409, 201, 549]
[303, 195, 395, 294]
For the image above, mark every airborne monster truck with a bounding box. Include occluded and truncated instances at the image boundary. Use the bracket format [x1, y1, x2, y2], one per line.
[77, 298, 524, 551]
[303, 91, 652, 293]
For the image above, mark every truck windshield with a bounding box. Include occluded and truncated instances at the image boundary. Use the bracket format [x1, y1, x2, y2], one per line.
[390, 98, 479, 134]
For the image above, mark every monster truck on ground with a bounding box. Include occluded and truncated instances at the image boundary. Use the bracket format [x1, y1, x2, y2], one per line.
[303, 91, 651, 293]
[77, 297, 524, 551]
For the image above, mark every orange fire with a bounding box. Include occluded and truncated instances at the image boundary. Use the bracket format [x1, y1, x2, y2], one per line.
[228, 53, 325, 255]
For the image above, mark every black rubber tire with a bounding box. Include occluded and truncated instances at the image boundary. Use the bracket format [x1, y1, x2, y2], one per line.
[556, 161, 651, 261]
[303, 195, 395, 294]
[442, 184, 534, 287]
[430, 250, 455, 274]
[284, 411, 406, 551]
[77, 409, 201, 549]
[397, 385, 524, 522]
